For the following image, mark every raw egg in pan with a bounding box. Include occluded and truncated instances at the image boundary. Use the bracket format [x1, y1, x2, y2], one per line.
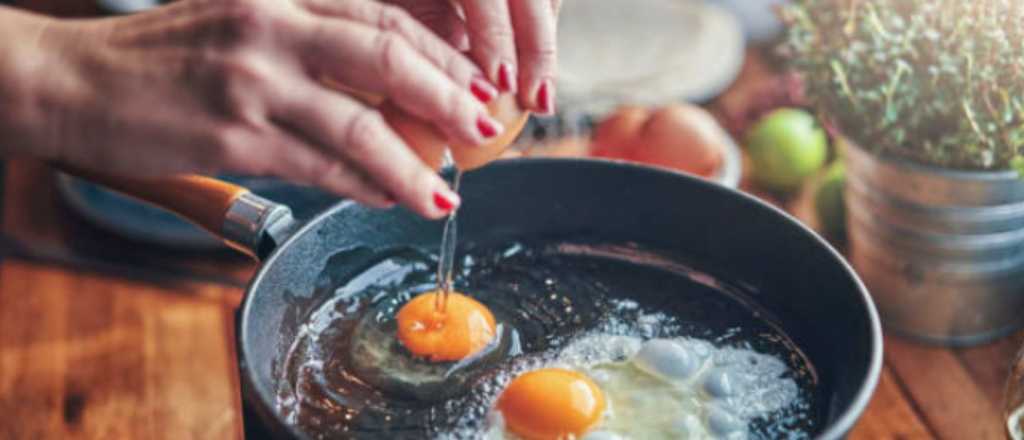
[395, 290, 497, 362]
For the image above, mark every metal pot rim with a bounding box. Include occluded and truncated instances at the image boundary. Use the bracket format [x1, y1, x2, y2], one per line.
[841, 136, 1021, 182]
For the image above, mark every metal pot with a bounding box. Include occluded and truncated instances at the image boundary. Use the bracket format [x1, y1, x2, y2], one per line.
[70, 159, 882, 438]
[844, 138, 1024, 346]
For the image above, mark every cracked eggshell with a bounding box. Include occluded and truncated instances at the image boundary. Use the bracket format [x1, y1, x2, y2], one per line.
[382, 93, 530, 171]
[451, 94, 531, 170]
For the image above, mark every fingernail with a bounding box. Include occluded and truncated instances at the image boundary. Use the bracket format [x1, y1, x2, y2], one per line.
[470, 76, 498, 103]
[498, 62, 517, 93]
[477, 115, 504, 138]
[536, 79, 555, 115]
[433, 190, 459, 212]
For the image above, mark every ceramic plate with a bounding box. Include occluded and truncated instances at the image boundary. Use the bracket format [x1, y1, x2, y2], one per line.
[556, 0, 745, 115]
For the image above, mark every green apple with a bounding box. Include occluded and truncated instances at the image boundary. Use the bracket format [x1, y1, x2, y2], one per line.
[814, 161, 846, 241]
[746, 108, 828, 192]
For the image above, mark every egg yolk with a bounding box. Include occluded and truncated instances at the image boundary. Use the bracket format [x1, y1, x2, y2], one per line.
[497, 368, 607, 440]
[396, 291, 496, 362]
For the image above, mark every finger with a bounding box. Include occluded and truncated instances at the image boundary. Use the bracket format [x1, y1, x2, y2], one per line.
[273, 85, 459, 219]
[509, 0, 558, 115]
[458, 0, 518, 94]
[214, 123, 395, 208]
[299, 0, 489, 100]
[300, 158, 397, 209]
[264, 126, 397, 208]
[298, 17, 503, 146]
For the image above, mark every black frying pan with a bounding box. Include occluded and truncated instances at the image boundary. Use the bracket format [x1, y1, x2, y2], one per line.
[72, 158, 882, 439]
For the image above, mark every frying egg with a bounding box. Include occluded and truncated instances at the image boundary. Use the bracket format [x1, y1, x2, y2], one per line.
[484, 336, 799, 440]
[496, 368, 607, 440]
[349, 289, 512, 402]
[396, 291, 497, 362]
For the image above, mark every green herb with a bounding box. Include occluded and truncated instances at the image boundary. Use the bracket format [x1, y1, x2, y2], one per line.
[779, 0, 1024, 170]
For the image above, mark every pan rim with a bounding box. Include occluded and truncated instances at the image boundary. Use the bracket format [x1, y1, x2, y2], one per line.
[237, 157, 883, 440]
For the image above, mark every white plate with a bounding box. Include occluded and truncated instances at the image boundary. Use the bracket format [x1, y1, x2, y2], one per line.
[706, 0, 789, 44]
[556, 0, 745, 115]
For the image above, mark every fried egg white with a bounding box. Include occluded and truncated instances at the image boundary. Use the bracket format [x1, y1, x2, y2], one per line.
[483, 334, 799, 440]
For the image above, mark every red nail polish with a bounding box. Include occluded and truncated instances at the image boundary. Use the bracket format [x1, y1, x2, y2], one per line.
[470, 77, 497, 103]
[498, 62, 517, 93]
[434, 191, 456, 211]
[537, 79, 555, 114]
[477, 116, 502, 138]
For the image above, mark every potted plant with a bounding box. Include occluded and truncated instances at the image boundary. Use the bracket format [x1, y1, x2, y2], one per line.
[779, 0, 1024, 346]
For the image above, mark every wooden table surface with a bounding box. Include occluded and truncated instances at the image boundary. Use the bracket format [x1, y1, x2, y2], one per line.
[0, 2, 1017, 438]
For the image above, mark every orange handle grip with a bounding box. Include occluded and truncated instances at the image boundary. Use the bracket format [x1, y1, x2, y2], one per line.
[57, 166, 248, 235]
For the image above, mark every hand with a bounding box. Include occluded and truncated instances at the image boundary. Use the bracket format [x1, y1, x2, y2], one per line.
[0, 0, 525, 219]
[386, 0, 561, 115]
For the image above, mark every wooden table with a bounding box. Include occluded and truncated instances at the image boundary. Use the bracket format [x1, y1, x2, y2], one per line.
[0, 2, 1017, 437]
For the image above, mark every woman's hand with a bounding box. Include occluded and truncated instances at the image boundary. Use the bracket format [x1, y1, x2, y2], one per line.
[387, 0, 561, 115]
[0, 0, 536, 219]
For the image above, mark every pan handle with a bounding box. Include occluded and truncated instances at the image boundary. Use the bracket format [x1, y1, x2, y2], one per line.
[58, 166, 295, 259]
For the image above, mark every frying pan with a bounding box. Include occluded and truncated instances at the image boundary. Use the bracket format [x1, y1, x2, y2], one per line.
[71, 158, 882, 439]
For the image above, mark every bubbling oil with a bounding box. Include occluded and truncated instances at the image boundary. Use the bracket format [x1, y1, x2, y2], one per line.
[275, 241, 822, 439]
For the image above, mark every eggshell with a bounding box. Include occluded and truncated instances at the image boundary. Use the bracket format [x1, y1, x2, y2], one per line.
[379, 101, 448, 170]
[591, 105, 651, 159]
[323, 77, 448, 170]
[631, 104, 725, 177]
[378, 93, 529, 171]
[450, 93, 531, 170]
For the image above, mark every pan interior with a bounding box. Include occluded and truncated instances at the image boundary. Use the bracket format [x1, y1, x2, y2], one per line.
[273, 239, 822, 438]
[238, 160, 880, 440]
